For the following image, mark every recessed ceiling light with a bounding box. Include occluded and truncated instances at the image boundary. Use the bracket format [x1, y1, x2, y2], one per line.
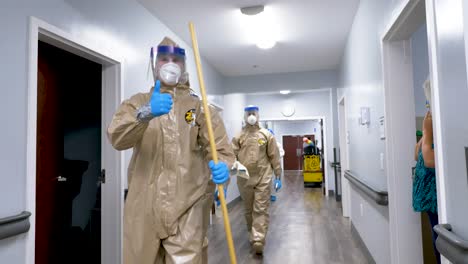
[280, 90, 291, 95]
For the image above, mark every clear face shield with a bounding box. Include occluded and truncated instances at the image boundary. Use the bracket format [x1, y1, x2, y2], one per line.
[150, 45, 188, 86]
[244, 106, 259, 126]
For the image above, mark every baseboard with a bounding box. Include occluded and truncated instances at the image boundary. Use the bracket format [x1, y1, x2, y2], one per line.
[227, 195, 242, 210]
[351, 221, 376, 264]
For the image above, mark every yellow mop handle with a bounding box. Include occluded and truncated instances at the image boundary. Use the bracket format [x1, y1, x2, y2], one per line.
[189, 22, 237, 264]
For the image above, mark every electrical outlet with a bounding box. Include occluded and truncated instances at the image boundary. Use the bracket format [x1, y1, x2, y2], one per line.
[360, 203, 364, 217]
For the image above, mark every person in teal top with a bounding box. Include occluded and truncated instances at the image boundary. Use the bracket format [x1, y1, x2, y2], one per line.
[413, 111, 440, 264]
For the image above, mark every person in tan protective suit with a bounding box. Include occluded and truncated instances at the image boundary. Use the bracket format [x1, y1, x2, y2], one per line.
[107, 37, 235, 264]
[232, 105, 283, 255]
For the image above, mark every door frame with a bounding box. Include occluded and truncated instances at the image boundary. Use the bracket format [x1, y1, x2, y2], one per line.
[338, 95, 351, 218]
[26, 17, 124, 264]
[263, 116, 331, 196]
[380, 0, 428, 262]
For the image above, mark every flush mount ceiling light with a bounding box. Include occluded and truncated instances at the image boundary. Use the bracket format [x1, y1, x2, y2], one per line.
[240, 5, 264, 16]
[240, 5, 277, 49]
[280, 90, 291, 95]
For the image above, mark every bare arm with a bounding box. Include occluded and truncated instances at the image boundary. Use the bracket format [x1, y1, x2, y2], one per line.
[422, 135, 435, 168]
[421, 111, 435, 168]
[414, 138, 422, 161]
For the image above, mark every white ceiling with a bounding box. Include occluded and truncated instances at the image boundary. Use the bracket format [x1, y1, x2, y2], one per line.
[138, 0, 360, 77]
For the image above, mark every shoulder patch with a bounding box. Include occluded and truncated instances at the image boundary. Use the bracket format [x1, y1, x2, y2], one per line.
[258, 138, 267, 146]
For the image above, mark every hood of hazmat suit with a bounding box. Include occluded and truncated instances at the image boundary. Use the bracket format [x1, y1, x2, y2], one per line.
[232, 105, 282, 252]
[108, 36, 235, 264]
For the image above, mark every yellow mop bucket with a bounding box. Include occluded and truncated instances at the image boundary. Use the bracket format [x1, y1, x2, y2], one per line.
[303, 154, 323, 183]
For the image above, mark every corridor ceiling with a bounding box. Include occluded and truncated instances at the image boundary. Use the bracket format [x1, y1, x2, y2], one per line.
[138, 0, 360, 76]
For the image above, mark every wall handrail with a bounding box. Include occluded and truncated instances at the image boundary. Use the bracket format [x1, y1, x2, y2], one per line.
[434, 224, 468, 263]
[344, 170, 388, 206]
[0, 211, 32, 240]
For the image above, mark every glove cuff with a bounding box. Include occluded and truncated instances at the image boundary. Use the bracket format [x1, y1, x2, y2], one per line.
[136, 102, 154, 122]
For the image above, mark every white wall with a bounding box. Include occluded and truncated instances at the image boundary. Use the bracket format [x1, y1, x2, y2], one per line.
[222, 93, 246, 203]
[337, 0, 404, 262]
[0, 0, 225, 262]
[411, 24, 430, 118]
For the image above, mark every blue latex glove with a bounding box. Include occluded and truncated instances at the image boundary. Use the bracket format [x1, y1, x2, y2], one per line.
[274, 178, 282, 192]
[214, 189, 227, 206]
[208, 160, 229, 184]
[150, 80, 173, 116]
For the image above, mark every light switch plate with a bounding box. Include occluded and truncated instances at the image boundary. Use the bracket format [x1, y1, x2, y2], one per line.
[360, 107, 370, 125]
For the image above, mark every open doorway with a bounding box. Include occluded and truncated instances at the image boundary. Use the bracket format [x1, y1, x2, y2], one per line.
[35, 41, 102, 264]
[380, 0, 438, 262]
[410, 23, 439, 264]
[26, 18, 123, 264]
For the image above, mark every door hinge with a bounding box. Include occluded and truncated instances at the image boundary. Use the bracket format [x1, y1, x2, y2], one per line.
[99, 169, 106, 184]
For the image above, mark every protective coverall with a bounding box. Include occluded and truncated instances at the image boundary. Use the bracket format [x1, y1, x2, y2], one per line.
[107, 37, 235, 264]
[232, 106, 282, 254]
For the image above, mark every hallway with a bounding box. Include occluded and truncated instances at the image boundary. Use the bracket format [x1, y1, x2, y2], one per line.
[208, 171, 368, 264]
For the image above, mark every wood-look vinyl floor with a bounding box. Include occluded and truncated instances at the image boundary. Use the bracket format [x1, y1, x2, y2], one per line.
[208, 170, 368, 264]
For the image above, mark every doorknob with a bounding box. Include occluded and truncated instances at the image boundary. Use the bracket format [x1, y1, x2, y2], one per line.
[56, 176, 67, 182]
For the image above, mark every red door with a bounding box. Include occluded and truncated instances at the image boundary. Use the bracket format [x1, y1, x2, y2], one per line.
[283, 135, 316, 170]
[283, 136, 301, 170]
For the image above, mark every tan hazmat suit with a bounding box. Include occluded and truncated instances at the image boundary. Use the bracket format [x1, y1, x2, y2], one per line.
[108, 38, 234, 264]
[232, 111, 282, 252]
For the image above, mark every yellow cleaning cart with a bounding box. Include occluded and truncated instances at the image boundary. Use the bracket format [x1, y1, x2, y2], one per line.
[303, 154, 323, 186]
